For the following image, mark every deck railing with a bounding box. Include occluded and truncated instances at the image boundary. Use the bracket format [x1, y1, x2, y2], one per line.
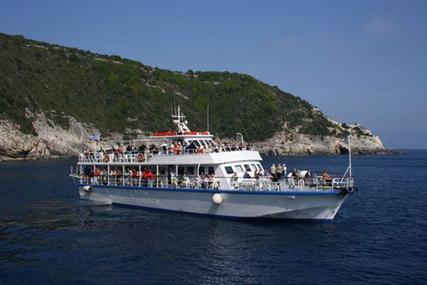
[71, 174, 354, 192]
[78, 147, 254, 164]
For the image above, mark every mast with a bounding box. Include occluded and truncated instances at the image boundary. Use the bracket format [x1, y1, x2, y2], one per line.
[207, 104, 210, 132]
[172, 105, 190, 133]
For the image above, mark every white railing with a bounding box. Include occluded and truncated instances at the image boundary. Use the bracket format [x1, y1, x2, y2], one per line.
[78, 147, 254, 163]
[71, 174, 354, 192]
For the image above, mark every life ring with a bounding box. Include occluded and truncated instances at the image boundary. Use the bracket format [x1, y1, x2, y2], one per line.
[212, 193, 223, 205]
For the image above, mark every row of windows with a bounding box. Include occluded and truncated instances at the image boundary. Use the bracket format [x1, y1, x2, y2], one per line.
[177, 166, 215, 176]
[186, 139, 214, 148]
[224, 163, 263, 175]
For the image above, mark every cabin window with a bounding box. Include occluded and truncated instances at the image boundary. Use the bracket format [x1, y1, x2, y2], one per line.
[244, 164, 251, 172]
[257, 164, 263, 170]
[208, 167, 215, 175]
[194, 140, 201, 147]
[178, 167, 185, 175]
[186, 166, 195, 175]
[235, 165, 244, 173]
[199, 167, 206, 175]
[224, 166, 234, 174]
[159, 166, 166, 175]
[251, 164, 257, 171]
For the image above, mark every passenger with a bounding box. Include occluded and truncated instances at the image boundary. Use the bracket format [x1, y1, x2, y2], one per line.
[170, 143, 176, 154]
[181, 174, 190, 188]
[213, 179, 220, 189]
[138, 144, 146, 152]
[203, 175, 209, 189]
[170, 171, 177, 188]
[283, 163, 287, 175]
[214, 145, 219, 153]
[137, 152, 145, 162]
[177, 142, 182, 155]
[254, 169, 260, 180]
[208, 175, 214, 188]
[160, 143, 168, 154]
[270, 164, 277, 182]
[322, 170, 332, 183]
[276, 164, 283, 180]
[126, 144, 132, 152]
[130, 168, 137, 178]
[194, 175, 201, 189]
[149, 144, 159, 155]
[196, 146, 204, 154]
[231, 172, 239, 189]
[291, 169, 297, 178]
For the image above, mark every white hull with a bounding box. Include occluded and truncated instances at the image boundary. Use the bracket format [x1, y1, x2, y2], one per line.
[78, 185, 349, 221]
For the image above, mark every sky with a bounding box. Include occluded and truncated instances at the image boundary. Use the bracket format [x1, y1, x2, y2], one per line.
[0, 0, 426, 148]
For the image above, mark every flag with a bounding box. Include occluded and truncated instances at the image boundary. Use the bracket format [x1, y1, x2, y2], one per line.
[88, 133, 100, 141]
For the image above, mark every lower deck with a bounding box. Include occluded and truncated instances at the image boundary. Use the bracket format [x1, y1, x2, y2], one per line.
[73, 174, 354, 194]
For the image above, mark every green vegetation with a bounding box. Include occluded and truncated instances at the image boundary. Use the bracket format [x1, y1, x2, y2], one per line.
[0, 33, 336, 141]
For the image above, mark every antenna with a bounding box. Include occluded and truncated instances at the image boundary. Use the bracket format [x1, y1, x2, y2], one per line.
[348, 135, 352, 178]
[207, 104, 210, 131]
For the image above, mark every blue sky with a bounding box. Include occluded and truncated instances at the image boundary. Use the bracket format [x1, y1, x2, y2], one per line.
[1, 0, 426, 148]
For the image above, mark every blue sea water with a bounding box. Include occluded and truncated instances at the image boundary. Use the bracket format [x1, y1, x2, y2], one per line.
[0, 151, 426, 284]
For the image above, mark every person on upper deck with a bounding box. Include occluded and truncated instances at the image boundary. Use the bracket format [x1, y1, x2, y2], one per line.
[254, 169, 260, 180]
[126, 145, 133, 152]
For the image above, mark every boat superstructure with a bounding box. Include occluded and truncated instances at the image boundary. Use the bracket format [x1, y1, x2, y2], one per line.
[71, 106, 355, 221]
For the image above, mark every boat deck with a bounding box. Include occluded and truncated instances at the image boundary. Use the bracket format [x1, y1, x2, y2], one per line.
[72, 174, 354, 193]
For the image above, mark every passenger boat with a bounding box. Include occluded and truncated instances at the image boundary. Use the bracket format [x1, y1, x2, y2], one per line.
[71, 106, 355, 221]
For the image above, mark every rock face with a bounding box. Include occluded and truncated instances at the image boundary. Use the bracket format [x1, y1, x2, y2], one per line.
[255, 131, 385, 156]
[255, 121, 386, 155]
[0, 111, 386, 161]
[0, 112, 95, 160]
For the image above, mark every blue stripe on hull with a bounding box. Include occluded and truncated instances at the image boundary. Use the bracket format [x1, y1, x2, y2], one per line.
[77, 184, 345, 196]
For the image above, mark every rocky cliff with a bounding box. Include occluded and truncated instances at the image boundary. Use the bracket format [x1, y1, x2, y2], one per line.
[0, 110, 386, 161]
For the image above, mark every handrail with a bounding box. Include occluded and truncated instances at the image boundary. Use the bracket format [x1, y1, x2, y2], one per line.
[71, 173, 354, 192]
[78, 148, 255, 163]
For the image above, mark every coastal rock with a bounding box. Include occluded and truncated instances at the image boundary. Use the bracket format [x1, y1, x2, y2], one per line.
[254, 122, 386, 155]
[0, 112, 95, 161]
[0, 111, 387, 161]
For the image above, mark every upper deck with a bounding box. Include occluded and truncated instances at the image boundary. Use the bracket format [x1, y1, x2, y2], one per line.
[79, 105, 261, 166]
[78, 148, 262, 166]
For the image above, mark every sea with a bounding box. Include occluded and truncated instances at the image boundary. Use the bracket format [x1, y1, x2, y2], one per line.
[0, 150, 426, 285]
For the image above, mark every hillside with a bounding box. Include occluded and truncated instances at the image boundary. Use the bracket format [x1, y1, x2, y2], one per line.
[0, 33, 386, 160]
